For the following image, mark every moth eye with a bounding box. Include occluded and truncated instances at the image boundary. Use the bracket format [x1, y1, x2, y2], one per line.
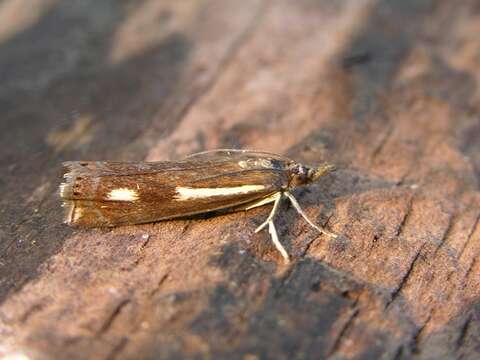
[292, 165, 303, 174]
[293, 165, 309, 183]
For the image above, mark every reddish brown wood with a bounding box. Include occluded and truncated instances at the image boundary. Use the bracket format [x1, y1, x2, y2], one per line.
[0, 1, 479, 359]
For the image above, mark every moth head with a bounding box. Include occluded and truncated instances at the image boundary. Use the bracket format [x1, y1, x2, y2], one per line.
[289, 162, 336, 187]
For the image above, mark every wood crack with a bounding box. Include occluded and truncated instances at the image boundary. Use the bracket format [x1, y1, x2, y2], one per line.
[434, 212, 455, 255]
[98, 298, 131, 335]
[463, 255, 478, 285]
[130, 234, 153, 268]
[150, 272, 170, 297]
[326, 307, 359, 358]
[370, 125, 394, 165]
[458, 212, 480, 260]
[105, 337, 129, 360]
[19, 301, 46, 323]
[394, 194, 415, 238]
[411, 313, 432, 352]
[393, 313, 432, 359]
[386, 243, 424, 308]
[456, 313, 473, 350]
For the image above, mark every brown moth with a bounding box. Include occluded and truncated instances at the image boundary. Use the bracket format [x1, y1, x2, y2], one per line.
[60, 149, 336, 262]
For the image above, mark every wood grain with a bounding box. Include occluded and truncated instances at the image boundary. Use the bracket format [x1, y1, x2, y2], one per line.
[0, 0, 479, 359]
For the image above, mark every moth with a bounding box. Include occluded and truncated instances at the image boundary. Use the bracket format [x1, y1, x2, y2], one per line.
[60, 149, 337, 262]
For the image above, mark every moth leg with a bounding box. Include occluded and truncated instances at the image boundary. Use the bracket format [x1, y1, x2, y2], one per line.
[268, 220, 290, 263]
[242, 192, 279, 211]
[283, 191, 337, 238]
[254, 192, 282, 233]
[249, 192, 289, 262]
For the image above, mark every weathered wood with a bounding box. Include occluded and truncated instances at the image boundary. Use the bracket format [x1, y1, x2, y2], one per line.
[1, 0, 479, 359]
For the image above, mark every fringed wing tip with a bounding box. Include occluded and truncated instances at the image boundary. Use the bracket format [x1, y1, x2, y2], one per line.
[60, 162, 85, 223]
[62, 200, 91, 226]
[59, 182, 70, 198]
[61, 161, 85, 179]
[59, 177, 75, 199]
[60, 161, 90, 199]
[62, 200, 75, 225]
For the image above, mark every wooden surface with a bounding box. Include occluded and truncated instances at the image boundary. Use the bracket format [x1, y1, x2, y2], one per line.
[1, 0, 479, 359]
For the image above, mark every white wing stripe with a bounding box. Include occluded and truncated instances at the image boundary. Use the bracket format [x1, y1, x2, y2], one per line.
[174, 185, 265, 201]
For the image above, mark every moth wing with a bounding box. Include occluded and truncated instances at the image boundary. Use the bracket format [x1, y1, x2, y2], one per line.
[61, 161, 289, 227]
[62, 151, 288, 179]
[61, 160, 204, 177]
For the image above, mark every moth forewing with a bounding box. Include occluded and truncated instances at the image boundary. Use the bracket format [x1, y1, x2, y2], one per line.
[60, 159, 290, 227]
